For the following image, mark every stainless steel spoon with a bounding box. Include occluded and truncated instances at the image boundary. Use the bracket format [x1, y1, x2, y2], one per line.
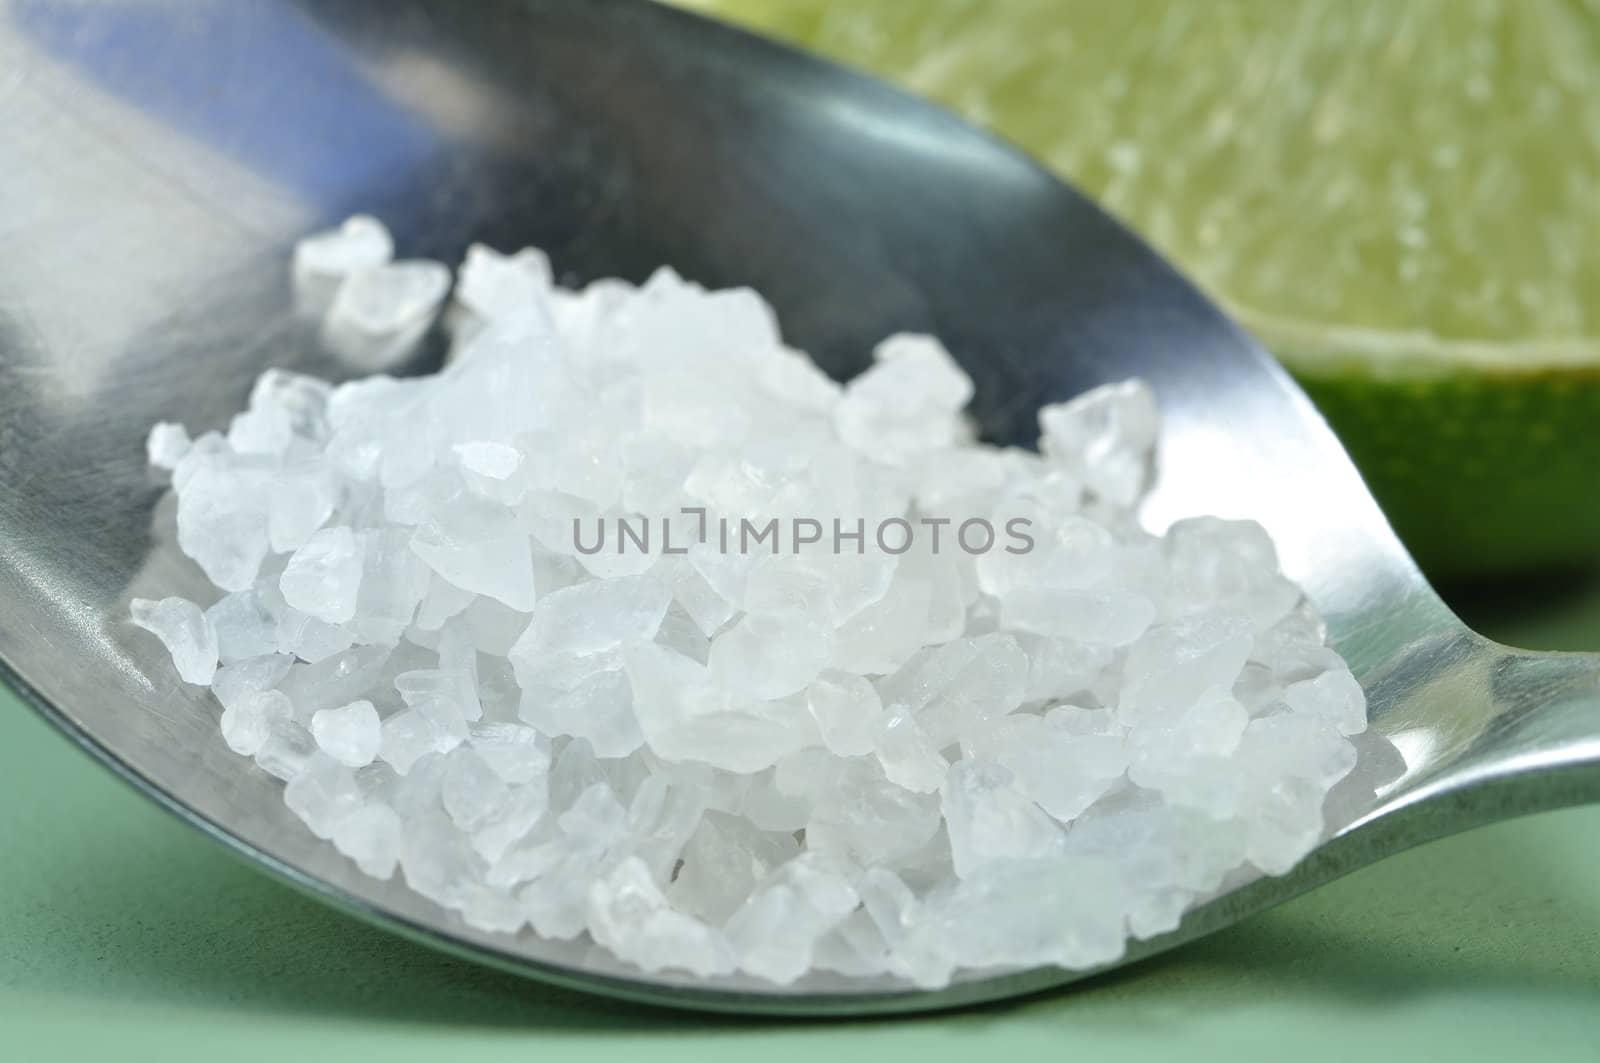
[1, 0, 1597, 1017]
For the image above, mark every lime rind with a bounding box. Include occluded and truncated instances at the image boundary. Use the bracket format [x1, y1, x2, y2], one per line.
[1236, 303, 1600, 379]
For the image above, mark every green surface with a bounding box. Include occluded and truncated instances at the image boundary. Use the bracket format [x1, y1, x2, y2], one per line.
[3, 579, 1600, 1060]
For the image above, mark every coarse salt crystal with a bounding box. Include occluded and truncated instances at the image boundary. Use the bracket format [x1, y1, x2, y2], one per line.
[129, 214, 1385, 991]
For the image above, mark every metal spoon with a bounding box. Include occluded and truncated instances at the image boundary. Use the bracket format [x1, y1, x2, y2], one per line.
[1, 0, 1596, 1016]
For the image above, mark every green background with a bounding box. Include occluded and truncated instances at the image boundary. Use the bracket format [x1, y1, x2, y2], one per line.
[4, 577, 1600, 1061]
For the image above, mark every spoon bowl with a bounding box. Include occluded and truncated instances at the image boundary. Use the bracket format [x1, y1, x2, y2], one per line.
[1, 0, 1597, 1015]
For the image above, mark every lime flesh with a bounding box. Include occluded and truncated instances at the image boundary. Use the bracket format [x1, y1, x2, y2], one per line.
[679, 0, 1600, 577]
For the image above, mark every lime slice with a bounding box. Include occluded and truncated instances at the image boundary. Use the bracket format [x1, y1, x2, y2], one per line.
[678, 0, 1600, 577]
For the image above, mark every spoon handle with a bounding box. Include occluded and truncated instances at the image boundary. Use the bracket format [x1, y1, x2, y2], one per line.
[1351, 634, 1600, 849]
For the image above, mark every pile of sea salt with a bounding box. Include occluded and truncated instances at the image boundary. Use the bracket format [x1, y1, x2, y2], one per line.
[131, 215, 1368, 988]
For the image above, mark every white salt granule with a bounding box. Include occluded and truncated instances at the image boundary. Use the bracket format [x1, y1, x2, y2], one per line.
[454, 243, 554, 326]
[311, 699, 382, 767]
[590, 856, 738, 977]
[293, 214, 393, 282]
[834, 334, 975, 465]
[205, 590, 278, 664]
[220, 689, 293, 756]
[291, 214, 394, 315]
[280, 527, 365, 624]
[145, 422, 191, 470]
[129, 216, 1389, 990]
[330, 804, 403, 878]
[1038, 379, 1160, 507]
[326, 260, 451, 337]
[453, 440, 523, 481]
[1284, 668, 1368, 736]
[315, 255, 451, 370]
[130, 596, 218, 685]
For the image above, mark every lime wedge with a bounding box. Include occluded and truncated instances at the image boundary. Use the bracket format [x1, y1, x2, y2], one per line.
[678, 0, 1600, 577]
